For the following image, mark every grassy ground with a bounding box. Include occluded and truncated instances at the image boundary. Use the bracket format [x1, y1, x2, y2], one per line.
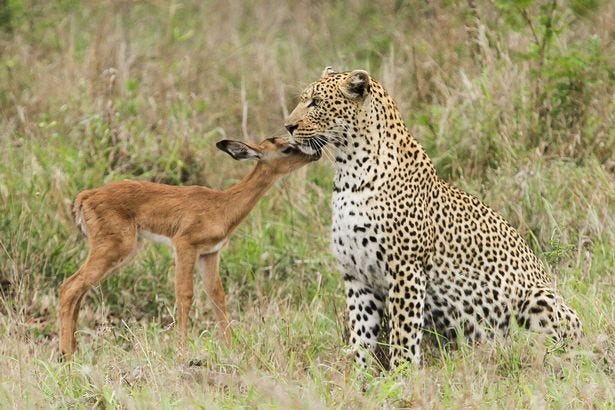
[1, 0, 614, 408]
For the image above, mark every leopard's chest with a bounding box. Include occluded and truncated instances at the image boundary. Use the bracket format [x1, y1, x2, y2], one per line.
[331, 190, 388, 296]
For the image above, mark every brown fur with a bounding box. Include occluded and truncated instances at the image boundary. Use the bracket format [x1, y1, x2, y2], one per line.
[59, 137, 318, 359]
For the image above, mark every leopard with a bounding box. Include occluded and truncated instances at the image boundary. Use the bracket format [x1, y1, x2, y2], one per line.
[284, 67, 582, 369]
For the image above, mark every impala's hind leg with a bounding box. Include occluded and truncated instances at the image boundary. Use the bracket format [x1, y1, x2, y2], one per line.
[59, 228, 139, 359]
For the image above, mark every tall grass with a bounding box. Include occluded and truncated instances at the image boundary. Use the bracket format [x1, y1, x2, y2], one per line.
[1, 0, 613, 407]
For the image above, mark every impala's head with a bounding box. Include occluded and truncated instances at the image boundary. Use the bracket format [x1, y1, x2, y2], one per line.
[284, 67, 384, 156]
[216, 137, 320, 174]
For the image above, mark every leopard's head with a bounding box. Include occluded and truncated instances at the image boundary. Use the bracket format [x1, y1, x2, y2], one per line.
[284, 67, 373, 156]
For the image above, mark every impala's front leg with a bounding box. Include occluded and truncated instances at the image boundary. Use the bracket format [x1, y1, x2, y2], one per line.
[173, 241, 197, 345]
[387, 262, 426, 369]
[198, 252, 231, 345]
[344, 276, 385, 367]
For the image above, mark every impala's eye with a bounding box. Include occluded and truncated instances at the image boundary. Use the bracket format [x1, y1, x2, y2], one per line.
[308, 97, 320, 108]
[281, 146, 295, 154]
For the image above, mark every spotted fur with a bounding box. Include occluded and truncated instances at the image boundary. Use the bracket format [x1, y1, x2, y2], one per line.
[285, 68, 582, 369]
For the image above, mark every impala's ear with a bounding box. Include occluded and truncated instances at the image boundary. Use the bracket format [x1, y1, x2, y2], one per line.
[216, 140, 262, 160]
[321, 66, 337, 78]
[339, 69, 370, 100]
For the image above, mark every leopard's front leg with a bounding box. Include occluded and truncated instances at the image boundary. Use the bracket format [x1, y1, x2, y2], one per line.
[387, 262, 426, 369]
[344, 276, 385, 367]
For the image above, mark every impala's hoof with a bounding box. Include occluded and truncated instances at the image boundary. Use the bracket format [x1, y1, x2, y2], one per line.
[188, 359, 204, 367]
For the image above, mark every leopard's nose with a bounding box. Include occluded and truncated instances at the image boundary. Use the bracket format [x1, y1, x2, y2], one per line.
[285, 124, 298, 135]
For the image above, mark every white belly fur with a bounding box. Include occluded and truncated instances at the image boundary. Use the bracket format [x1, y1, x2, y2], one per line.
[140, 230, 173, 247]
[139, 230, 226, 254]
[203, 239, 226, 254]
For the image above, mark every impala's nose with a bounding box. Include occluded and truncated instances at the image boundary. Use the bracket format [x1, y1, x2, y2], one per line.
[285, 123, 298, 135]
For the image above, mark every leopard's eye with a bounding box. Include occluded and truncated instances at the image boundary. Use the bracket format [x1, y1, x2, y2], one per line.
[308, 97, 320, 108]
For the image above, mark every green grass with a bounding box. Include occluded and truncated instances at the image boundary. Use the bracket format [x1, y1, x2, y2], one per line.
[1, 0, 614, 408]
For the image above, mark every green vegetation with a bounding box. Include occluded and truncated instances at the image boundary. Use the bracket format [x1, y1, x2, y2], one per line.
[1, 0, 613, 407]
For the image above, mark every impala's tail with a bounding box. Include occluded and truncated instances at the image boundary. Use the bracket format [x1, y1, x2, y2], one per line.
[72, 190, 94, 237]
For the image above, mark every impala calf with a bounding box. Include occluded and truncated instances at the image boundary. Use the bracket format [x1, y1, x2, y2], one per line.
[59, 137, 319, 359]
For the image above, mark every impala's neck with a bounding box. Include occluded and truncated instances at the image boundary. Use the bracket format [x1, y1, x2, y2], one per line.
[222, 162, 280, 229]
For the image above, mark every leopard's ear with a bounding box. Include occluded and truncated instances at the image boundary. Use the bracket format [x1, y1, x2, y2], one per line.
[321, 66, 337, 78]
[339, 69, 370, 100]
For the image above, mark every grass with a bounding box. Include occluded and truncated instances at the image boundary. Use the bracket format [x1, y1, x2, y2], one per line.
[1, 0, 614, 408]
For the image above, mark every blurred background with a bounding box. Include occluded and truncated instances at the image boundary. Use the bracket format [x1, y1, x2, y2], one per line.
[0, 0, 613, 407]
